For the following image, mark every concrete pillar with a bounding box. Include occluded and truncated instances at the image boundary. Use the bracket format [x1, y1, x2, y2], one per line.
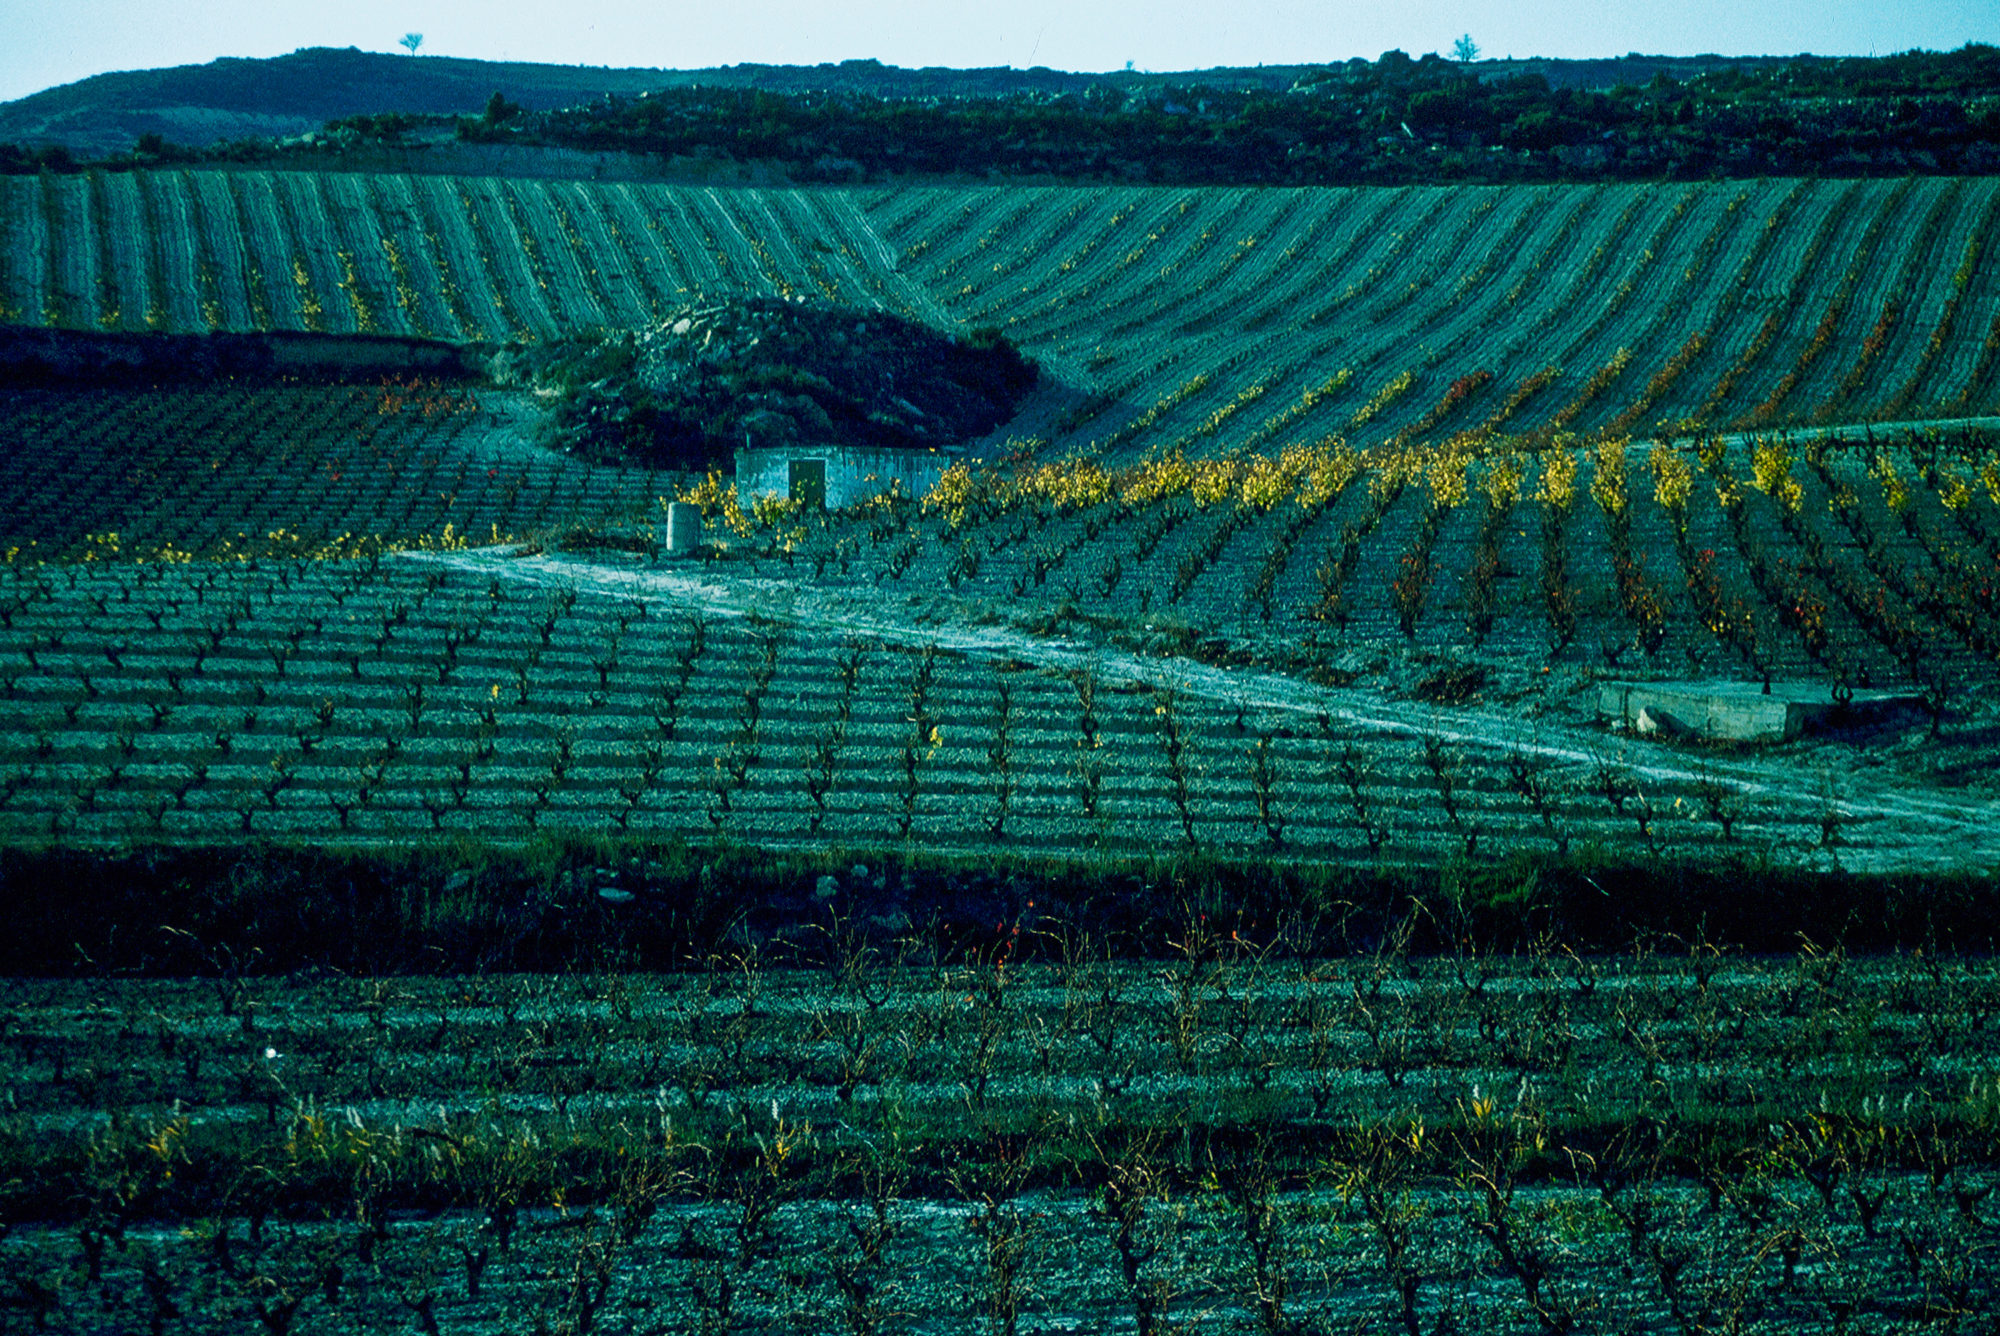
[663, 501, 702, 556]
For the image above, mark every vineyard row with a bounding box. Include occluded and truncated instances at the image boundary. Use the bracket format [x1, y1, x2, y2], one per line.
[5, 175, 2000, 461]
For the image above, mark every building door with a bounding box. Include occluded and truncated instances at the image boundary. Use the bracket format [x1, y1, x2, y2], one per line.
[789, 458, 826, 509]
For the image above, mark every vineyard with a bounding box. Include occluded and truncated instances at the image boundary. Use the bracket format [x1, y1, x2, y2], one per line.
[2, 933, 1999, 1333]
[3, 166, 2000, 1333]
[3, 174, 2000, 451]
[0, 380, 1994, 874]
[0, 537, 1961, 866]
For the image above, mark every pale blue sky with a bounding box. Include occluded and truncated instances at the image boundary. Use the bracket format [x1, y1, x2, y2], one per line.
[2, 0, 1991, 103]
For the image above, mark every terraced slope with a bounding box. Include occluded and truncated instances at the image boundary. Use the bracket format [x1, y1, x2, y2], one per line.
[0, 382, 1996, 872]
[5, 174, 2000, 455]
[0, 531, 1990, 872]
[2, 173, 1999, 873]
[0, 384, 658, 563]
[768, 427, 2000, 697]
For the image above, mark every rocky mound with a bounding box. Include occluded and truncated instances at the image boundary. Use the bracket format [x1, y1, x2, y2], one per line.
[513, 297, 1036, 469]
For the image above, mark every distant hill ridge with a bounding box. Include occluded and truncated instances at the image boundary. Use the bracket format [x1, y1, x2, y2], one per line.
[0, 48, 1299, 155]
[2, 44, 1818, 158]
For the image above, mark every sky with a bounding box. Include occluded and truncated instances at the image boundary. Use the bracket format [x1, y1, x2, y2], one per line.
[1, 0, 1991, 103]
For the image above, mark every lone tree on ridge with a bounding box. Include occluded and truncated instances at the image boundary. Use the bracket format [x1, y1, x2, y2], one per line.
[400, 32, 424, 55]
[1453, 34, 1480, 63]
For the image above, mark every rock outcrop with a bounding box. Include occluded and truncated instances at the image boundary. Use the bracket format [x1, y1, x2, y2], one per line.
[510, 296, 1036, 469]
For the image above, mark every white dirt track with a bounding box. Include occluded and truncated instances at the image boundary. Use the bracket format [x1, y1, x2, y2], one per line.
[403, 548, 2000, 876]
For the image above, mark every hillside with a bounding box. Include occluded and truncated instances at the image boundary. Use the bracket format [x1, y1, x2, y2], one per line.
[0, 47, 1319, 160]
[0, 368, 1995, 868]
[3, 173, 1998, 446]
[6, 46, 1995, 184]
[1, 162, 1999, 872]
[0, 142, 1999, 1335]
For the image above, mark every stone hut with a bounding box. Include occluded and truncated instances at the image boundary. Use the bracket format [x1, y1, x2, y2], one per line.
[735, 444, 953, 511]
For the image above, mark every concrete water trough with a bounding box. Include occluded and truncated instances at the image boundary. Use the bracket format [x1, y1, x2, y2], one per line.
[1596, 680, 1923, 743]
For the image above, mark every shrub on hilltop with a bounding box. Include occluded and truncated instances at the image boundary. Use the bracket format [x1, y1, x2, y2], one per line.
[503, 297, 1036, 469]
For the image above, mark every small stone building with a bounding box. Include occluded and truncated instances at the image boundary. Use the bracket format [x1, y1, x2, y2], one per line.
[735, 444, 953, 511]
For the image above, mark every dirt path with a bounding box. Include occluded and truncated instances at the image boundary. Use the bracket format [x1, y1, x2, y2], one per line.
[401, 548, 2000, 872]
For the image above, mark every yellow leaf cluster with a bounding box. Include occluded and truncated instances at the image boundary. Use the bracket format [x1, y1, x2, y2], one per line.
[1294, 440, 1363, 510]
[1125, 449, 1196, 508]
[921, 459, 978, 529]
[924, 438, 1368, 521]
[1934, 466, 1971, 512]
[675, 470, 754, 538]
[1362, 443, 1426, 502]
[1188, 456, 1241, 508]
[1649, 442, 1694, 512]
[1589, 438, 1630, 515]
[1480, 454, 1525, 511]
[1534, 446, 1578, 510]
[1870, 450, 1909, 513]
[1424, 443, 1471, 510]
[1749, 438, 1803, 512]
[1006, 456, 1114, 512]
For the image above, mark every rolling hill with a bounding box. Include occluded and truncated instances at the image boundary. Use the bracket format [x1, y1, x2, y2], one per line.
[2, 172, 1997, 445]
[0, 47, 1325, 159]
